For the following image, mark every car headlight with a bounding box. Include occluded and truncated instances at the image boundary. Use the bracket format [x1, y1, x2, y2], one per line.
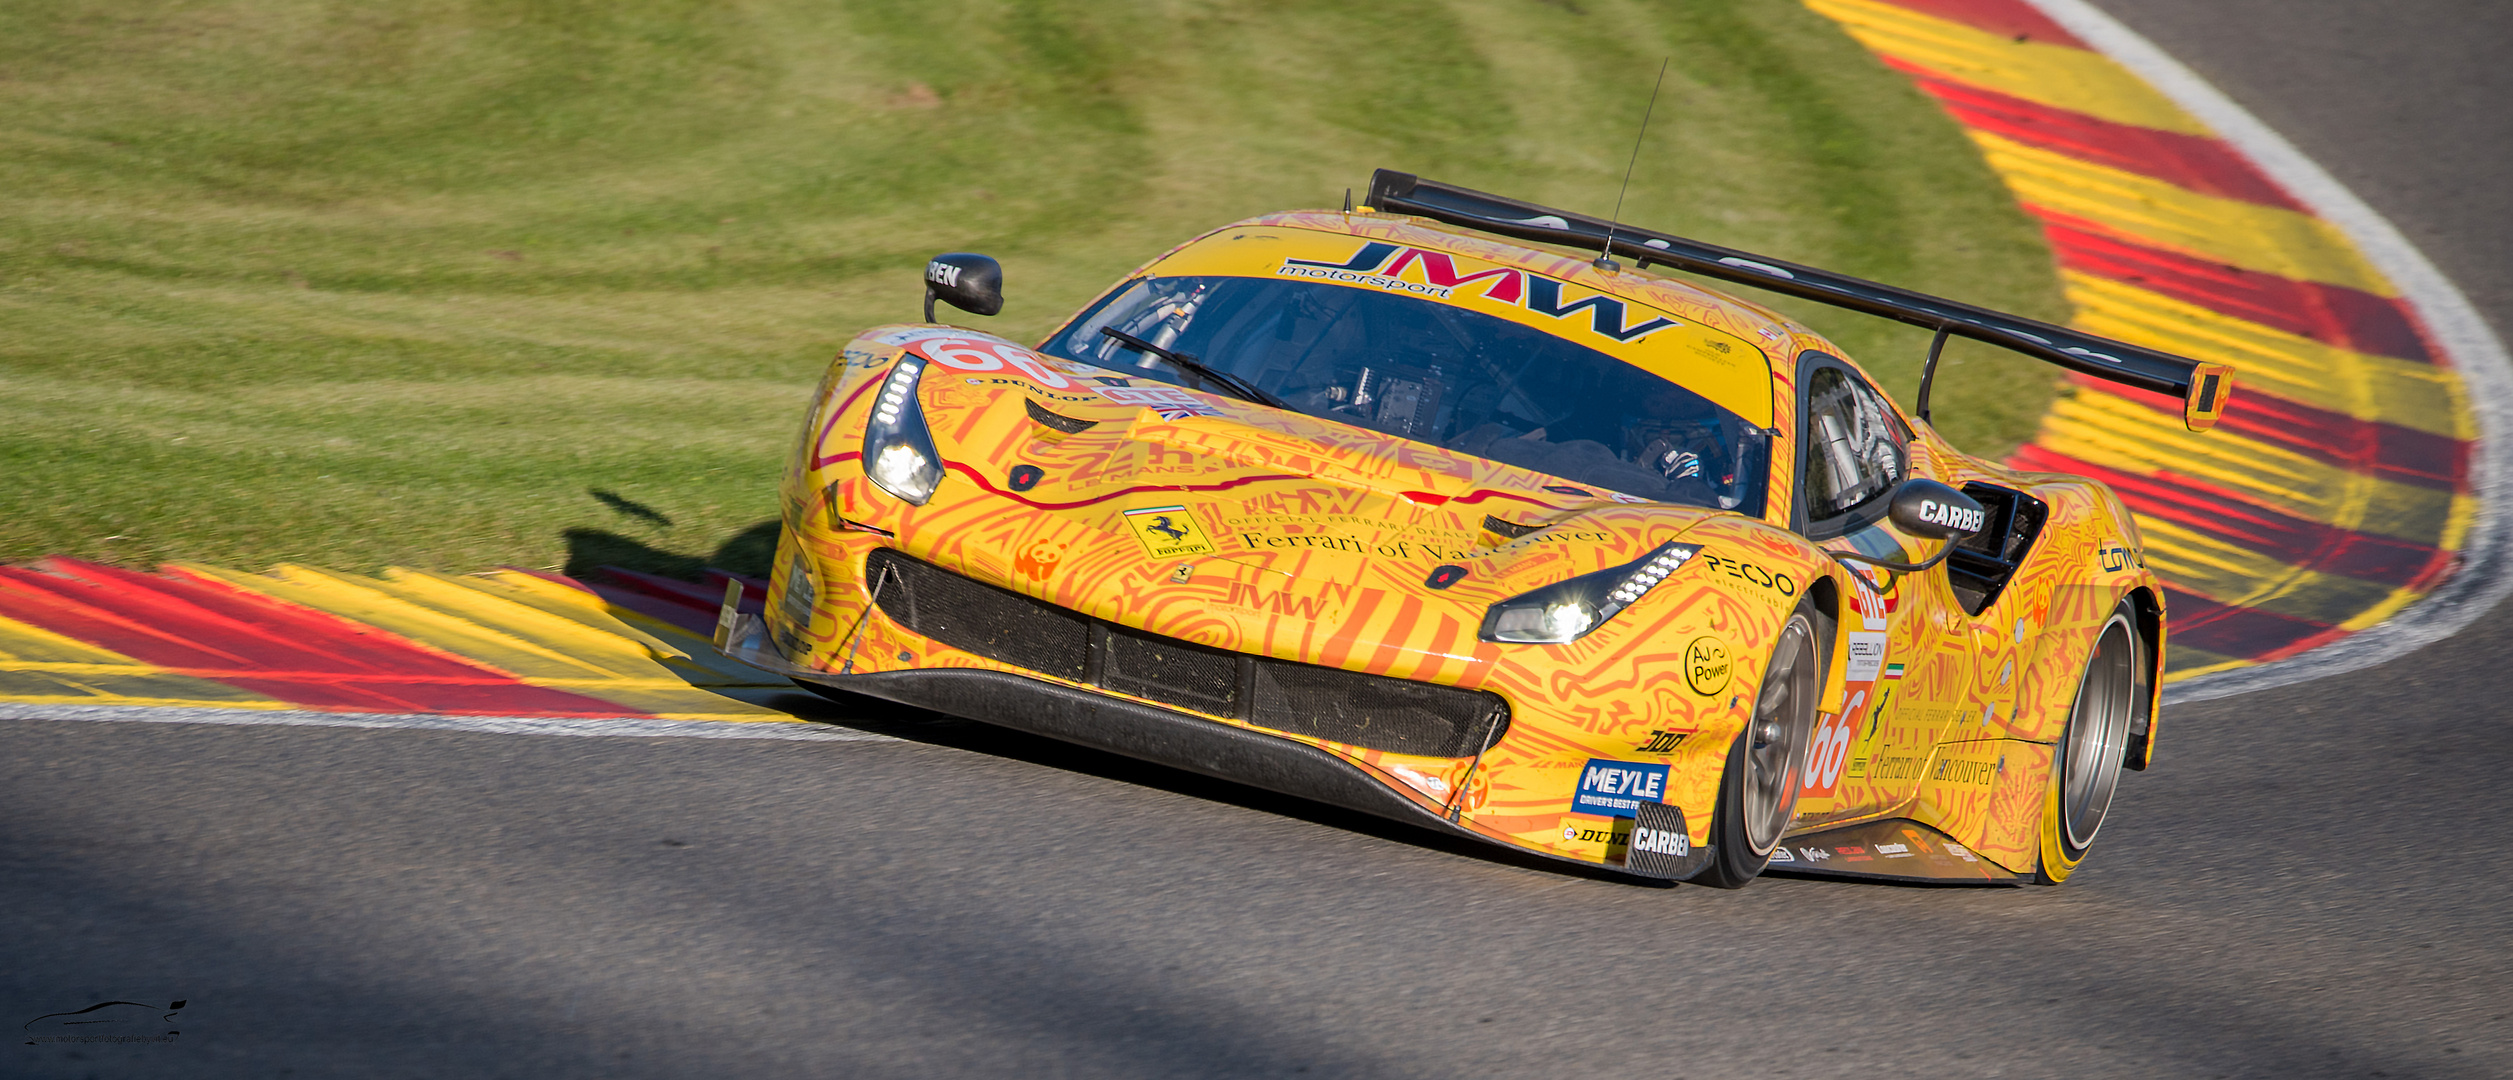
[1478, 541, 1702, 644]
[862, 355, 945, 505]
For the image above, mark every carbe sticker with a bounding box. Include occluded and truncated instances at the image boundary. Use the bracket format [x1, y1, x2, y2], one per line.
[1917, 499, 1985, 534]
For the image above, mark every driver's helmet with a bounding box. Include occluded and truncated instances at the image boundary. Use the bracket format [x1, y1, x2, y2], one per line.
[1626, 414, 1725, 482]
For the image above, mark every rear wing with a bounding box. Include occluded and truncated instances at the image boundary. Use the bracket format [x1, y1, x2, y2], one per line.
[1365, 170, 2233, 432]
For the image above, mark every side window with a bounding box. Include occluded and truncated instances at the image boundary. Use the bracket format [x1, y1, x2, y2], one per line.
[1801, 365, 1907, 531]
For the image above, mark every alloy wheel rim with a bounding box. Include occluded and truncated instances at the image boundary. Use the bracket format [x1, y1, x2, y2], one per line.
[2061, 616, 2137, 850]
[1743, 619, 1814, 855]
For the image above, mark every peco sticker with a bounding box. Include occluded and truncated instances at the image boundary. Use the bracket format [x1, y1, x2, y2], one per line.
[1684, 637, 1731, 696]
[1571, 759, 1670, 818]
[1696, 552, 1797, 596]
[1121, 505, 1217, 559]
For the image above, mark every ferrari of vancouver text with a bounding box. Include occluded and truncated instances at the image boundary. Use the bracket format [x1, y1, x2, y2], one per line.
[716, 171, 2232, 887]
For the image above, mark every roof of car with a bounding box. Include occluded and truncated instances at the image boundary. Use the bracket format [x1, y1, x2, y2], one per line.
[1133, 210, 1838, 428]
[1249, 209, 1817, 351]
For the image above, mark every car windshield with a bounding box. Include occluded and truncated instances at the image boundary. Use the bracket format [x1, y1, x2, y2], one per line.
[1043, 275, 1769, 513]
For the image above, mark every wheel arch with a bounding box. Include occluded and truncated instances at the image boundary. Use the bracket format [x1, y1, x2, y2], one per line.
[2122, 585, 2165, 771]
[1804, 571, 1844, 710]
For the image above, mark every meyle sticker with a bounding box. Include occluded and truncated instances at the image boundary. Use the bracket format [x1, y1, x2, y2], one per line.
[1844, 631, 1887, 683]
[1571, 759, 1670, 818]
[1121, 505, 1217, 559]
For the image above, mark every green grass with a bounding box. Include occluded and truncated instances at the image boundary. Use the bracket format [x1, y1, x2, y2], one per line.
[0, 0, 2068, 577]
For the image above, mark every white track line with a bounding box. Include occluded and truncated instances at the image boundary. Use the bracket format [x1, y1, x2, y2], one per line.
[2030, 0, 2513, 705]
[0, 703, 897, 742]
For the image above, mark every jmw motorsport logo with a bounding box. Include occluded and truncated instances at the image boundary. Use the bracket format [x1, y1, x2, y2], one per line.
[1280, 243, 1681, 344]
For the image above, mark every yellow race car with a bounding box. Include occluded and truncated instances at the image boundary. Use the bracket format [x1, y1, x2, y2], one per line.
[718, 171, 2232, 887]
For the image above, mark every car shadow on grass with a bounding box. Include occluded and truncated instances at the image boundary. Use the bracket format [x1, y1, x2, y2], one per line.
[559, 519, 780, 582]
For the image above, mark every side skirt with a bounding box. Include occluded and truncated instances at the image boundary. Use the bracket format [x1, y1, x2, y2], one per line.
[1765, 818, 2023, 886]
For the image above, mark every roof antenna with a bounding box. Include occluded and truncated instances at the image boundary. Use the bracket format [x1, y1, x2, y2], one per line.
[1343, 187, 1354, 214]
[1597, 57, 1670, 273]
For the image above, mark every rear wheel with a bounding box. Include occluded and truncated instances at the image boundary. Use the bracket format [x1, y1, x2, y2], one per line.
[1693, 603, 1821, 889]
[2035, 601, 2147, 884]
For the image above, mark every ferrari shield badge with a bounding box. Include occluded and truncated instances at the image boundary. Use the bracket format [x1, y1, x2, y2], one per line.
[1122, 505, 1216, 560]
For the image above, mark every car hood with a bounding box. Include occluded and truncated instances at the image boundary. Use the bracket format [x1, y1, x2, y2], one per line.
[910, 355, 1732, 616]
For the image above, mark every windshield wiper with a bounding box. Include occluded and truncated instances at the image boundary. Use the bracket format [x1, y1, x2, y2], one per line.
[1098, 326, 1287, 410]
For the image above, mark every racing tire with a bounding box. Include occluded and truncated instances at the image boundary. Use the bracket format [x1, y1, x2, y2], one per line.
[2034, 599, 2149, 885]
[1693, 602, 1822, 889]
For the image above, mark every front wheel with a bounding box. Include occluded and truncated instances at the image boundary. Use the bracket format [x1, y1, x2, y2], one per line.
[1692, 602, 1822, 889]
[2035, 600, 2149, 884]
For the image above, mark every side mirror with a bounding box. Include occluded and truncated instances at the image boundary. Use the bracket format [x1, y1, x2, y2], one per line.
[924, 253, 1003, 322]
[1887, 479, 1986, 540]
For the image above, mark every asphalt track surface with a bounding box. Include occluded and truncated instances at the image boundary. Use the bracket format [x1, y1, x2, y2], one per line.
[6, 4, 2509, 1077]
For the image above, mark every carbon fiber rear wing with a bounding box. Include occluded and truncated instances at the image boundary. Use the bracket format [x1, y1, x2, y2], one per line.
[1365, 169, 2233, 432]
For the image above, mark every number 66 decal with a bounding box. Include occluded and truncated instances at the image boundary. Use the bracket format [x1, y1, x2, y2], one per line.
[1801, 690, 1861, 798]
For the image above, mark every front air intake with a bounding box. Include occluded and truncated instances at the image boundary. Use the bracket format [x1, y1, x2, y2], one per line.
[866, 549, 1508, 758]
